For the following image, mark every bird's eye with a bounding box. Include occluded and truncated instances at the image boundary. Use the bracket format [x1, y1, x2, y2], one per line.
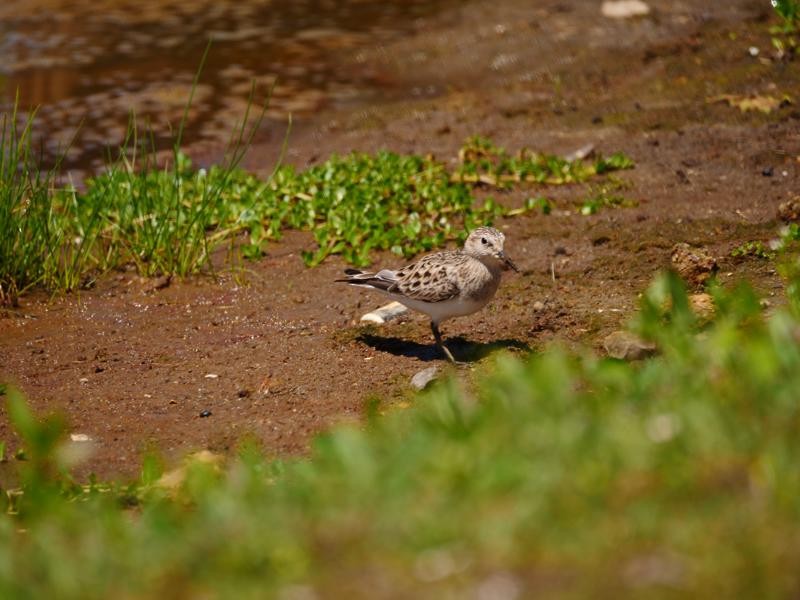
[481, 237, 488, 245]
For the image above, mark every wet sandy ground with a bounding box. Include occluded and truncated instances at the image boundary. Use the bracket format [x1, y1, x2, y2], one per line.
[1, 0, 798, 480]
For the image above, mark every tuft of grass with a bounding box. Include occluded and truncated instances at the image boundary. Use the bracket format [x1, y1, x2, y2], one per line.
[3, 272, 800, 597]
[0, 99, 84, 304]
[0, 45, 272, 296]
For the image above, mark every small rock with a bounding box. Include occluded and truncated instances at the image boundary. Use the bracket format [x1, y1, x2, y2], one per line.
[688, 293, 715, 321]
[361, 301, 409, 324]
[778, 199, 800, 222]
[670, 243, 717, 288]
[144, 274, 172, 293]
[603, 331, 657, 361]
[564, 143, 595, 162]
[79, 377, 89, 384]
[601, 0, 650, 19]
[532, 300, 546, 312]
[70, 433, 91, 442]
[199, 410, 212, 418]
[204, 373, 219, 379]
[592, 235, 611, 246]
[157, 450, 223, 490]
[762, 166, 774, 177]
[237, 389, 251, 398]
[411, 366, 439, 391]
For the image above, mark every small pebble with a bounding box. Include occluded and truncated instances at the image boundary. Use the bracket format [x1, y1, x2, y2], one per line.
[70, 433, 91, 442]
[601, 0, 650, 18]
[592, 235, 611, 246]
[688, 293, 715, 321]
[199, 410, 212, 418]
[237, 389, 251, 398]
[762, 166, 774, 177]
[361, 301, 409, 324]
[748, 46, 759, 57]
[411, 366, 439, 391]
[603, 331, 657, 361]
[204, 373, 219, 379]
[670, 243, 717, 288]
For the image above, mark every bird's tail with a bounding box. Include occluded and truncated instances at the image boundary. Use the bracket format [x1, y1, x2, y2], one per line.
[335, 268, 397, 292]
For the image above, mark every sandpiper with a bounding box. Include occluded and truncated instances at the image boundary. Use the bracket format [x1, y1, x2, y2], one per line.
[337, 226, 518, 362]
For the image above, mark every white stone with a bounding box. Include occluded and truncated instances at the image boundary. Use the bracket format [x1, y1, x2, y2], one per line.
[411, 366, 439, 391]
[360, 301, 408, 324]
[601, 0, 650, 19]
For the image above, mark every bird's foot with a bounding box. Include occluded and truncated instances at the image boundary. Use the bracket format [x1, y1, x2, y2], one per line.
[438, 343, 468, 366]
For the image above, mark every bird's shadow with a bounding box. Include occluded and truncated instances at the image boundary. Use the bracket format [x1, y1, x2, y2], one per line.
[357, 333, 531, 363]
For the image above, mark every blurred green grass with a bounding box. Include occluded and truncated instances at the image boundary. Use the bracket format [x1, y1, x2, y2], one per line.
[2, 271, 800, 598]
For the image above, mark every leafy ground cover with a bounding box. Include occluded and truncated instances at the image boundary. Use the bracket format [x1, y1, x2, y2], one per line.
[770, 0, 800, 57]
[0, 114, 633, 303]
[2, 271, 800, 598]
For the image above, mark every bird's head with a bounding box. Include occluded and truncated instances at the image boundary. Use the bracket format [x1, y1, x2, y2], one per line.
[463, 226, 519, 272]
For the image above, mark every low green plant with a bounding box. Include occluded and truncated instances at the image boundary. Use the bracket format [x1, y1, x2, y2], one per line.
[782, 222, 800, 244]
[454, 135, 633, 187]
[245, 151, 509, 267]
[580, 185, 638, 215]
[771, 0, 799, 57]
[730, 240, 775, 259]
[513, 196, 552, 215]
[3, 271, 800, 597]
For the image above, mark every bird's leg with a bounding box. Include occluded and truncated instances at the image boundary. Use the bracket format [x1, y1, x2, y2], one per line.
[431, 321, 457, 363]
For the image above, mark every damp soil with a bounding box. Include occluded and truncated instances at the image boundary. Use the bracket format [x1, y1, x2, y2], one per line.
[1, 0, 799, 480]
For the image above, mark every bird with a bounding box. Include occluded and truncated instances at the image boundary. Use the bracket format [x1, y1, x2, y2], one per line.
[336, 226, 518, 362]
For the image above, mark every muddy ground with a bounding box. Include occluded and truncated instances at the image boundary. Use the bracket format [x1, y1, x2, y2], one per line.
[1, 0, 798, 480]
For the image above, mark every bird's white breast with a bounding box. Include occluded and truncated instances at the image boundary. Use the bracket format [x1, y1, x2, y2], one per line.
[390, 294, 490, 323]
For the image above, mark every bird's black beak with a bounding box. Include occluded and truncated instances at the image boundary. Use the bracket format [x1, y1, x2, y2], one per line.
[498, 252, 519, 272]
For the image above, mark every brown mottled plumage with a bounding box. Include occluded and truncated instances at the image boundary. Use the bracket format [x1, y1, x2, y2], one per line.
[337, 226, 518, 362]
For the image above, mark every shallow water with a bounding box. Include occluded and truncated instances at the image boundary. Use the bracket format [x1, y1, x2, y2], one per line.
[0, 0, 454, 173]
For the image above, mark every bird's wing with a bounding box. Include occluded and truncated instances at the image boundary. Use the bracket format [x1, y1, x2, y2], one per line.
[393, 253, 463, 302]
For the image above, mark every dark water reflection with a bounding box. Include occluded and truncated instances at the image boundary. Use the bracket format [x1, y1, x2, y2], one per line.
[0, 0, 455, 174]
